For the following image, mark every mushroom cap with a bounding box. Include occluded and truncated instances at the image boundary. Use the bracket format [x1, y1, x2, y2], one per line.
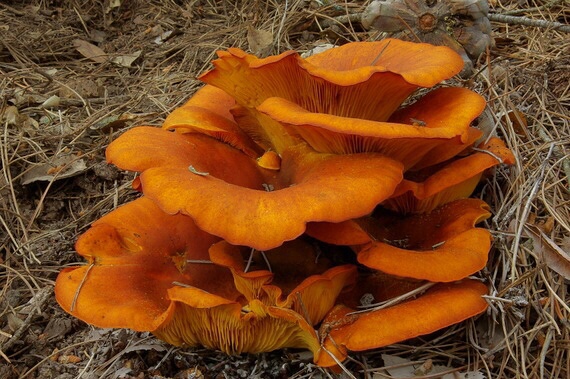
[356, 198, 492, 282]
[305, 219, 372, 246]
[162, 85, 262, 158]
[199, 39, 465, 154]
[200, 39, 463, 115]
[106, 126, 266, 190]
[108, 128, 403, 250]
[385, 137, 515, 213]
[54, 197, 235, 331]
[256, 150, 281, 170]
[316, 279, 489, 367]
[257, 87, 485, 169]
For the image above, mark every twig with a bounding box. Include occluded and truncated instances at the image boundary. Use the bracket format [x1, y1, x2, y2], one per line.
[0, 287, 52, 359]
[315, 13, 362, 29]
[350, 282, 435, 315]
[70, 263, 95, 312]
[500, 0, 563, 15]
[0, 2, 25, 16]
[315, 11, 570, 33]
[488, 13, 570, 32]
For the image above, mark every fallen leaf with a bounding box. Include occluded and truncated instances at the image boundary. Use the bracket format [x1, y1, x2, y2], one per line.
[153, 30, 172, 45]
[90, 113, 137, 132]
[7, 314, 24, 332]
[59, 78, 100, 99]
[11, 88, 47, 107]
[539, 217, 555, 234]
[105, 0, 122, 13]
[40, 95, 60, 108]
[376, 354, 485, 379]
[525, 224, 570, 279]
[73, 39, 107, 63]
[246, 24, 273, 56]
[58, 355, 81, 364]
[506, 109, 528, 137]
[111, 50, 142, 67]
[0, 105, 19, 125]
[22, 154, 87, 185]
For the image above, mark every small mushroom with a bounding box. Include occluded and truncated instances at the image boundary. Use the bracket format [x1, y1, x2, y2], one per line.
[316, 279, 489, 367]
[209, 240, 357, 325]
[162, 85, 262, 158]
[384, 137, 517, 213]
[356, 198, 492, 282]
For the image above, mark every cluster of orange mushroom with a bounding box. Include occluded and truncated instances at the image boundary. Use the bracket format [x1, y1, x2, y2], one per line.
[55, 39, 515, 367]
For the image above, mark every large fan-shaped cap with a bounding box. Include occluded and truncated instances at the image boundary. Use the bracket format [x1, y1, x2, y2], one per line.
[257, 87, 484, 168]
[54, 197, 235, 331]
[136, 144, 403, 250]
[199, 40, 465, 153]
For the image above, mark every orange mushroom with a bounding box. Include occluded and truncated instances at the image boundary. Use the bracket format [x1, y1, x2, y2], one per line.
[209, 240, 357, 326]
[384, 137, 517, 213]
[257, 87, 485, 169]
[356, 198, 492, 282]
[54, 197, 350, 357]
[199, 39, 464, 127]
[59, 40, 514, 365]
[55, 197, 234, 331]
[197, 40, 478, 168]
[315, 279, 489, 367]
[108, 129, 403, 250]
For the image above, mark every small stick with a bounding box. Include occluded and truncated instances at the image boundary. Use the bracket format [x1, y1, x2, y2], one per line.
[319, 342, 358, 379]
[316, 11, 570, 33]
[71, 263, 95, 312]
[259, 251, 272, 272]
[0, 287, 52, 358]
[471, 147, 505, 164]
[370, 40, 391, 65]
[188, 165, 209, 176]
[488, 13, 570, 33]
[352, 282, 435, 313]
[295, 292, 312, 325]
[186, 259, 214, 264]
[244, 248, 255, 272]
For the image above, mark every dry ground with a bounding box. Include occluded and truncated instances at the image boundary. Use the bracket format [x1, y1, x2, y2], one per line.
[0, 0, 568, 378]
